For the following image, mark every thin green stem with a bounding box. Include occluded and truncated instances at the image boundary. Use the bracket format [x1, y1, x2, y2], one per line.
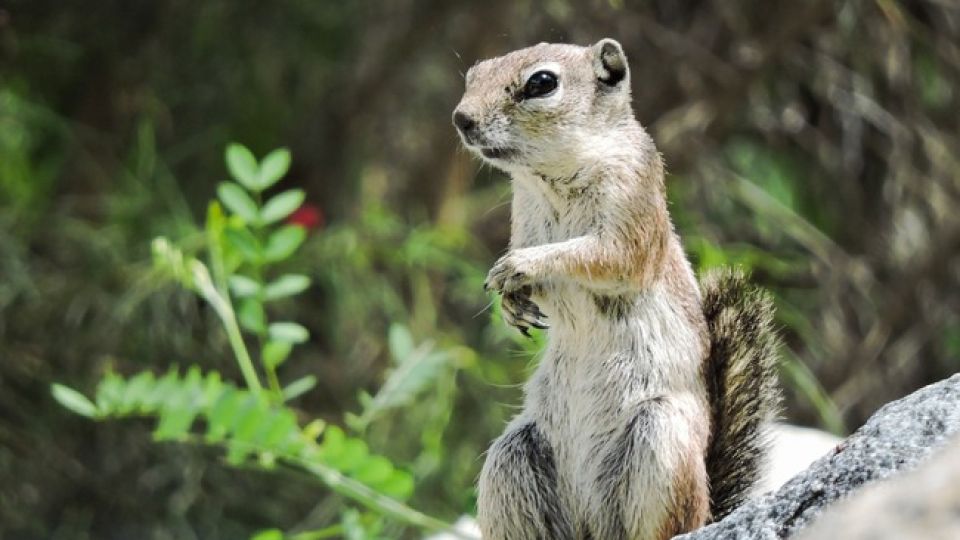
[192, 260, 263, 395]
[176, 435, 469, 539]
[265, 366, 282, 396]
[202, 205, 264, 395]
[220, 304, 264, 395]
[299, 460, 459, 534]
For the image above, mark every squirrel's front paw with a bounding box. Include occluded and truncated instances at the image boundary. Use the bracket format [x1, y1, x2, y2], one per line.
[501, 288, 549, 337]
[485, 251, 537, 293]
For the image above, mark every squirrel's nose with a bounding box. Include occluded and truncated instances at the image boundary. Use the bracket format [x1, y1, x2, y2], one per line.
[453, 111, 477, 134]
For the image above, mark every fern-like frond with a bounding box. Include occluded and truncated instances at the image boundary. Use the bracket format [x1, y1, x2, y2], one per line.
[52, 368, 458, 533]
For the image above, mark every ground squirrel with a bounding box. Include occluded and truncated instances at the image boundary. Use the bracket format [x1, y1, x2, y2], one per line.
[453, 39, 780, 540]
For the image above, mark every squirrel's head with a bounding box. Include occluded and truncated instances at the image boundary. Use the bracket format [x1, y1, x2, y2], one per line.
[453, 38, 634, 176]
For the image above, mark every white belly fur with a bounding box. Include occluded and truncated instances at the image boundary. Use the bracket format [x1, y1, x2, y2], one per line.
[507, 281, 709, 531]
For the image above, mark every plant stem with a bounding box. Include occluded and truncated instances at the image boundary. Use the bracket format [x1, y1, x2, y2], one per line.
[192, 261, 263, 395]
[298, 460, 465, 537]
[179, 435, 471, 539]
[266, 366, 282, 396]
[203, 207, 264, 395]
[221, 304, 264, 395]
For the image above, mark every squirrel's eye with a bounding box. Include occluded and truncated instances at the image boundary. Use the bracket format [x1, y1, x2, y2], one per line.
[522, 71, 558, 99]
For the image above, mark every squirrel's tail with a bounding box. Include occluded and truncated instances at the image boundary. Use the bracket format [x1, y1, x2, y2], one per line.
[701, 268, 781, 521]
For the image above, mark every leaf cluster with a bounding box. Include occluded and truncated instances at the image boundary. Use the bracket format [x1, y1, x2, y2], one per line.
[53, 366, 413, 500]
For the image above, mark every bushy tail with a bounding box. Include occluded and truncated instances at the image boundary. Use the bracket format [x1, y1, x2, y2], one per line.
[701, 269, 782, 520]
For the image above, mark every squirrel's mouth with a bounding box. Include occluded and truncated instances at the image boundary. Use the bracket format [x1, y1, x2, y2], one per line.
[480, 147, 517, 160]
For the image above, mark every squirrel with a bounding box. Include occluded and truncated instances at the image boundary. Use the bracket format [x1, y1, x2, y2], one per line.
[452, 39, 781, 540]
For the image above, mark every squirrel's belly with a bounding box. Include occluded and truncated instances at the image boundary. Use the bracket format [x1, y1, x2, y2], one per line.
[528, 341, 710, 533]
[524, 283, 708, 461]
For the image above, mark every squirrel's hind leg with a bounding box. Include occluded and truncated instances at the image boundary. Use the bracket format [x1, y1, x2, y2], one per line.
[587, 398, 710, 540]
[477, 421, 575, 540]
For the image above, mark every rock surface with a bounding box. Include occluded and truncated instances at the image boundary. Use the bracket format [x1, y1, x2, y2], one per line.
[795, 434, 960, 540]
[676, 374, 960, 540]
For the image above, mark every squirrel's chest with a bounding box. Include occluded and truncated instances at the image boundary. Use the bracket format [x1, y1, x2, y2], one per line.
[525, 286, 707, 430]
[510, 180, 599, 247]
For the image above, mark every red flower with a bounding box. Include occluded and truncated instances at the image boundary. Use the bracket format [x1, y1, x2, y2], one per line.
[287, 203, 324, 230]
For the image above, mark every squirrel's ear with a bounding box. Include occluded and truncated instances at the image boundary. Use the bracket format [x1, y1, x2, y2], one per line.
[592, 38, 628, 86]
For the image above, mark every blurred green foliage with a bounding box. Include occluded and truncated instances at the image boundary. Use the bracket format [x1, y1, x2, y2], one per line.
[3, 1, 960, 538]
[49, 144, 483, 538]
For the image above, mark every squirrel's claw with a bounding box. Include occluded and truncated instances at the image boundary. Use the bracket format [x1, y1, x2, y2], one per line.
[501, 290, 550, 335]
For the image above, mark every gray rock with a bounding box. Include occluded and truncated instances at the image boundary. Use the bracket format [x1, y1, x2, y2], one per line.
[675, 373, 960, 540]
[795, 434, 960, 540]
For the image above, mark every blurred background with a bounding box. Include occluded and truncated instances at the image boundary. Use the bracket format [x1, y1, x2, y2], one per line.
[2, 0, 959, 538]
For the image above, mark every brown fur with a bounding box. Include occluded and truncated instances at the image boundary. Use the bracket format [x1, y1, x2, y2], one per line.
[658, 449, 711, 540]
[549, 162, 671, 290]
[664, 240, 711, 351]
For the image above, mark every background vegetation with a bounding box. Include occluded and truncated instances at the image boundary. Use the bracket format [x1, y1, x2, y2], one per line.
[2, 0, 959, 538]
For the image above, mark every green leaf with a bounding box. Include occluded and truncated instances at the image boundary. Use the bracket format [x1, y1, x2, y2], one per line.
[217, 182, 259, 223]
[262, 340, 293, 370]
[343, 412, 362, 432]
[224, 227, 262, 262]
[206, 201, 227, 232]
[258, 148, 291, 190]
[354, 342, 450, 429]
[260, 189, 305, 225]
[207, 388, 245, 442]
[222, 397, 269, 465]
[332, 438, 369, 472]
[202, 371, 224, 406]
[354, 455, 394, 486]
[268, 322, 309, 344]
[303, 418, 326, 441]
[119, 371, 156, 414]
[377, 470, 415, 499]
[182, 365, 204, 400]
[229, 275, 261, 298]
[250, 529, 284, 540]
[263, 226, 306, 262]
[225, 144, 260, 190]
[259, 409, 299, 447]
[282, 375, 316, 401]
[271, 324, 310, 347]
[154, 406, 197, 441]
[319, 425, 347, 463]
[84, 368, 426, 525]
[238, 298, 267, 334]
[264, 274, 311, 300]
[143, 369, 179, 411]
[51, 384, 98, 418]
[388, 324, 414, 361]
[233, 396, 269, 441]
[95, 371, 124, 411]
[226, 440, 252, 466]
[357, 391, 373, 410]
